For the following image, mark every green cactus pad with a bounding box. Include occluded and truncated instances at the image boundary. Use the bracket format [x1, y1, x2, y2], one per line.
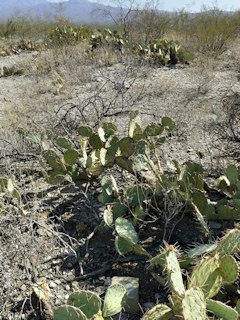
[147, 252, 165, 270]
[217, 176, 230, 191]
[219, 255, 239, 283]
[102, 122, 117, 138]
[113, 203, 126, 220]
[78, 126, 93, 137]
[155, 137, 166, 146]
[143, 123, 164, 137]
[133, 154, 148, 172]
[103, 209, 114, 227]
[236, 300, 240, 315]
[217, 205, 240, 219]
[226, 165, 239, 184]
[102, 284, 127, 317]
[89, 133, 104, 149]
[161, 117, 173, 127]
[206, 299, 238, 320]
[67, 291, 101, 318]
[47, 159, 65, 170]
[115, 157, 134, 173]
[118, 137, 135, 157]
[101, 176, 113, 195]
[42, 149, 59, 160]
[202, 204, 216, 219]
[54, 305, 87, 320]
[187, 243, 217, 258]
[105, 136, 119, 157]
[142, 304, 172, 320]
[192, 193, 208, 213]
[115, 235, 134, 255]
[56, 137, 72, 149]
[136, 140, 150, 157]
[133, 244, 152, 258]
[46, 169, 66, 185]
[188, 256, 222, 299]
[182, 287, 206, 320]
[165, 247, 185, 297]
[64, 149, 79, 165]
[115, 217, 138, 244]
[212, 229, 240, 260]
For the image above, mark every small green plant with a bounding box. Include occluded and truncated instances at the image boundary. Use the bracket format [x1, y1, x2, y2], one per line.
[1, 66, 25, 77]
[0, 176, 23, 215]
[54, 284, 127, 319]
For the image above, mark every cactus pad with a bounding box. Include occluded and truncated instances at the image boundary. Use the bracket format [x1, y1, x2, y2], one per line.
[56, 137, 72, 150]
[188, 256, 222, 299]
[78, 125, 93, 137]
[115, 217, 138, 244]
[143, 123, 164, 137]
[212, 229, 240, 260]
[182, 287, 206, 320]
[206, 299, 238, 320]
[102, 284, 127, 317]
[54, 305, 87, 320]
[64, 149, 79, 165]
[165, 247, 185, 297]
[115, 235, 134, 255]
[226, 165, 239, 184]
[118, 137, 135, 157]
[67, 291, 101, 318]
[142, 304, 172, 319]
[219, 255, 239, 283]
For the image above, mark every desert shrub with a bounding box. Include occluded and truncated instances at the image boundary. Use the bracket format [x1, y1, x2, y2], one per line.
[129, 6, 171, 43]
[187, 7, 239, 57]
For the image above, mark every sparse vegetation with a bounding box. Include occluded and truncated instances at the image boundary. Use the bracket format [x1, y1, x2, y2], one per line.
[0, 4, 240, 320]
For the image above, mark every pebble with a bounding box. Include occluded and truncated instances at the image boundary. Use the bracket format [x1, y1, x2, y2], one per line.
[55, 279, 61, 285]
[64, 294, 69, 300]
[65, 284, 71, 291]
[67, 262, 73, 268]
[71, 281, 79, 290]
[104, 277, 111, 286]
[49, 281, 57, 288]
[20, 284, 27, 291]
[98, 276, 105, 281]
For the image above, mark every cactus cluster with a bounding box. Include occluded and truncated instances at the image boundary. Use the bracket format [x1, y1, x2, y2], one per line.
[54, 284, 127, 320]
[89, 29, 129, 51]
[40, 111, 172, 185]
[143, 231, 240, 319]
[136, 37, 194, 65]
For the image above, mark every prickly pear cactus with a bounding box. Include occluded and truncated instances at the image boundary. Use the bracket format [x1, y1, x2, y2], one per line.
[102, 284, 127, 317]
[182, 287, 206, 320]
[212, 229, 240, 260]
[67, 290, 101, 318]
[164, 246, 185, 297]
[142, 304, 172, 320]
[219, 255, 239, 283]
[188, 256, 222, 299]
[54, 305, 87, 320]
[206, 299, 239, 320]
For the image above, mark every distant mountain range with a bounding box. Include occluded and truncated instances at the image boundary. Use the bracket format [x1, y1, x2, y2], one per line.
[0, 0, 122, 24]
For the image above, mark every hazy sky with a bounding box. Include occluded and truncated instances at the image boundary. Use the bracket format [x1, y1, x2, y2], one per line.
[48, 0, 240, 12]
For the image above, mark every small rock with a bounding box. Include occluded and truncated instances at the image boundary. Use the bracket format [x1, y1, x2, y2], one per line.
[20, 284, 27, 291]
[104, 277, 111, 286]
[49, 281, 57, 289]
[64, 294, 69, 301]
[65, 284, 71, 291]
[55, 279, 61, 285]
[98, 276, 105, 281]
[67, 263, 73, 268]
